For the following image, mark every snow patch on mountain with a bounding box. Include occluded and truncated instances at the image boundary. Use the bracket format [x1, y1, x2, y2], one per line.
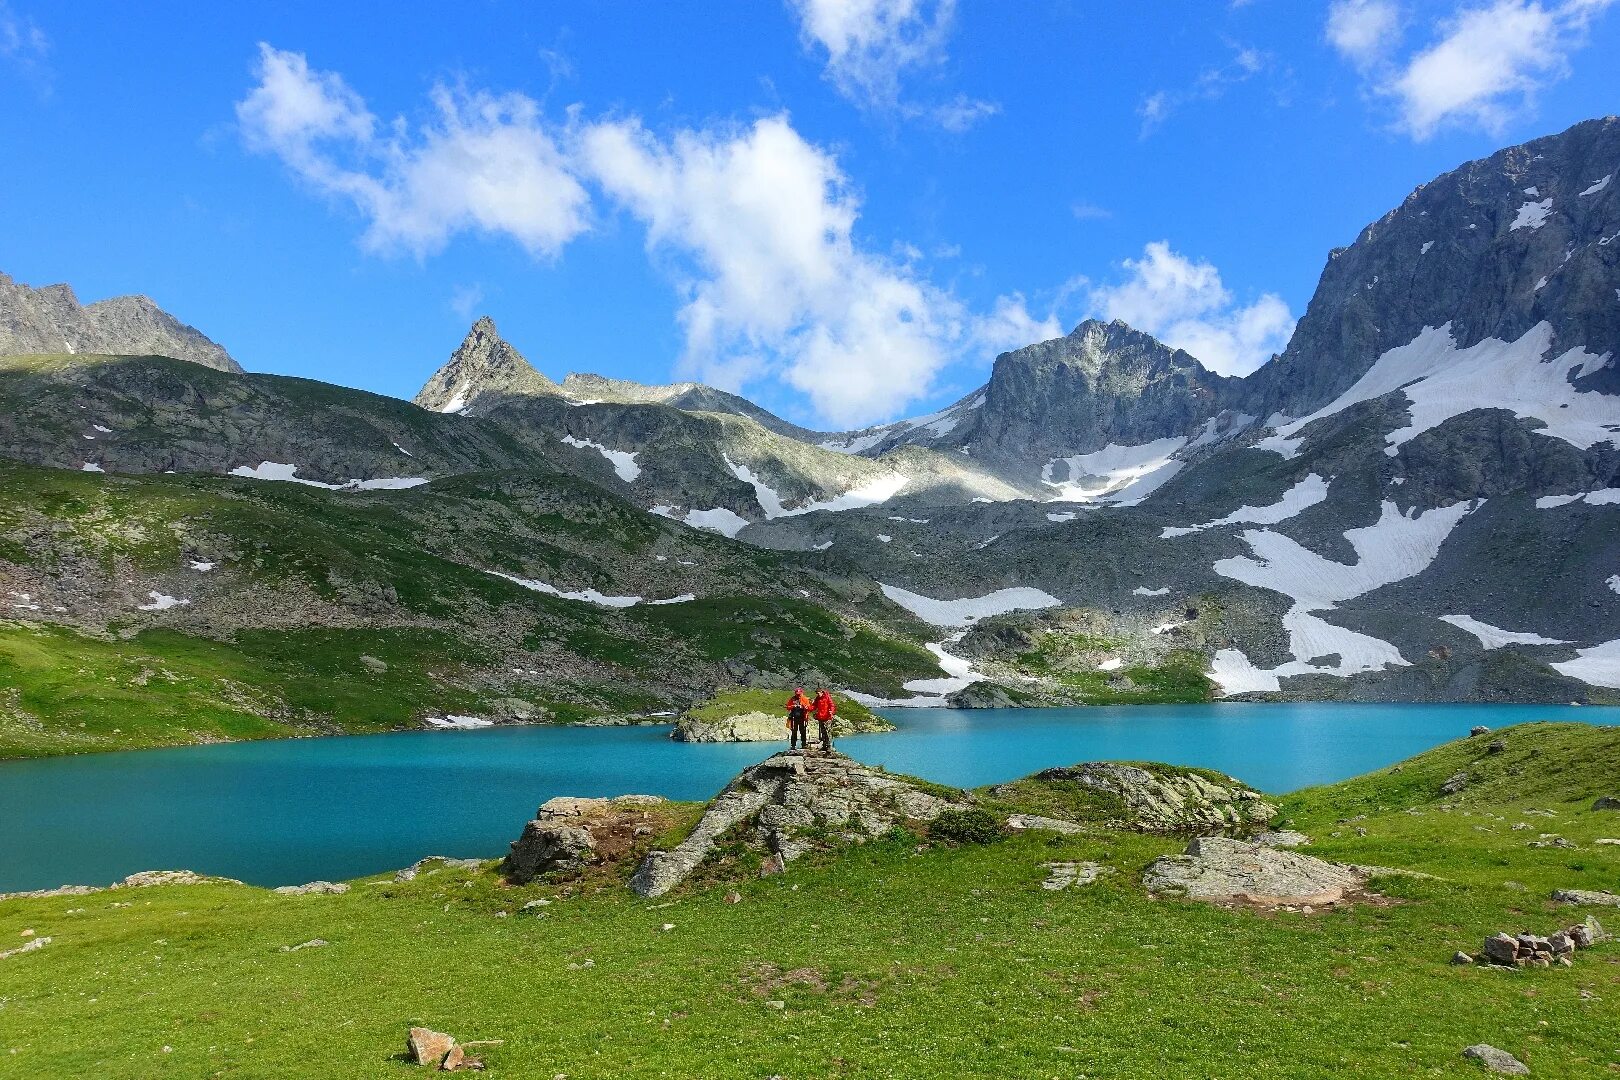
[1161, 474, 1329, 538]
[1439, 614, 1570, 649]
[1042, 437, 1188, 504]
[561, 435, 641, 482]
[492, 571, 693, 608]
[1206, 500, 1479, 694]
[1552, 638, 1620, 688]
[1510, 198, 1553, 230]
[1579, 174, 1611, 197]
[681, 507, 751, 538]
[1536, 489, 1620, 508]
[1266, 323, 1617, 459]
[1133, 586, 1170, 596]
[879, 584, 1062, 628]
[228, 462, 429, 492]
[726, 457, 908, 518]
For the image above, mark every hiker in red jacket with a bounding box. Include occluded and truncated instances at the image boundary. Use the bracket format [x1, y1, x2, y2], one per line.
[812, 688, 837, 753]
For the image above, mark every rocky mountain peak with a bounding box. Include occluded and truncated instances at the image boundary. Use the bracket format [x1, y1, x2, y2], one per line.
[412, 316, 559, 414]
[0, 271, 240, 373]
[1245, 114, 1620, 420]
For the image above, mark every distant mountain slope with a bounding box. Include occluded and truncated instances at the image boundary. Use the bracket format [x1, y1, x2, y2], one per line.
[560, 372, 829, 442]
[0, 272, 241, 373]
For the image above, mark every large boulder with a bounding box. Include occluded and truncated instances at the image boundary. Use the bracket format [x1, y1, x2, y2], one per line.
[503, 795, 668, 884]
[629, 752, 967, 897]
[999, 763, 1277, 832]
[1143, 836, 1374, 907]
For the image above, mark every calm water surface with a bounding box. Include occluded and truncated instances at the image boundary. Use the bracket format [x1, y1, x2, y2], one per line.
[1, 702, 1613, 892]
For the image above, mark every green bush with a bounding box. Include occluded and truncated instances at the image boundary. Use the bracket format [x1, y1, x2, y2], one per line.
[928, 808, 1004, 845]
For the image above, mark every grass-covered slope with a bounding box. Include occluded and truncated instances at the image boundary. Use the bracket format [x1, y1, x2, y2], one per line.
[0, 457, 940, 759]
[2, 725, 1617, 1077]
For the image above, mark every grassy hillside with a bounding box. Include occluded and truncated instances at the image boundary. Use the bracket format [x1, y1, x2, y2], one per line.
[0, 458, 941, 759]
[1, 724, 1616, 1077]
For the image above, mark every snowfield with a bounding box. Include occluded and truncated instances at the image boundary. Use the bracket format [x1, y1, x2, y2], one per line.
[228, 462, 430, 492]
[1509, 198, 1553, 230]
[1536, 489, 1620, 509]
[491, 571, 694, 608]
[879, 584, 1062, 628]
[1440, 614, 1569, 649]
[561, 436, 641, 482]
[725, 457, 908, 518]
[1552, 638, 1620, 689]
[1042, 437, 1187, 504]
[1262, 323, 1617, 460]
[1161, 474, 1329, 538]
[681, 507, 751, 538]
[425, 715, 494, 729]
[1206, 500, 1479, 694]
[137, 592, 189, 611]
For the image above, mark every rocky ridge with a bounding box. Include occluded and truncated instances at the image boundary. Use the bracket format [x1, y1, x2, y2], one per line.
[0, 272, 240, 372]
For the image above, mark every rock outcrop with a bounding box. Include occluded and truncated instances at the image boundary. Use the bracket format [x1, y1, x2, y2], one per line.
[999, 763, 1277, 832]
[1461, 1044, 1530, 1076]
[670, 711, 788, 743]
[629, 752, 967, 897]
[0, 271, 240, 372]
[1143, 836, 1378, 907]
[503, 795, 668, 884]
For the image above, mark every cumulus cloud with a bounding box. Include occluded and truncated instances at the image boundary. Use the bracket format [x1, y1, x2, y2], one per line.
[238, 46, 1039, 425]
[236, 43, 589, 258]
[1088, 241, 1294, 377]
[786, 0, 995, 128]
[1331, 0, 1616, 140]
[580, 115, 1051, 424]
[1326, 0, 1403, 67]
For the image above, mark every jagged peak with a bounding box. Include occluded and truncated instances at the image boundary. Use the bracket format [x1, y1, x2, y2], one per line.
[413, 316, 558, 414]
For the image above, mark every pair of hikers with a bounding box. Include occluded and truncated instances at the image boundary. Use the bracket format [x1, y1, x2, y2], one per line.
[785, 687, 836, 752]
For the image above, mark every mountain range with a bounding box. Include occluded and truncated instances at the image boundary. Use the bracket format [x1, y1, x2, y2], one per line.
[2, 116, 1617, 749]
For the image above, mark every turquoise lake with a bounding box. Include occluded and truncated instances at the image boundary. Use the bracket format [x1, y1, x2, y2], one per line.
[2, 702, 1615, 893]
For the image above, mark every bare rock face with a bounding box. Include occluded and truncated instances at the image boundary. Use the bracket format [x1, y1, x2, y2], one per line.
[1010, 763, 1277, 832]
[629, 752, 967, 898]
[1143, 836, 1373, 906]
[0, 272, 240, 372]
[413, 316, 559, 414]
[503, 795, 668, 884]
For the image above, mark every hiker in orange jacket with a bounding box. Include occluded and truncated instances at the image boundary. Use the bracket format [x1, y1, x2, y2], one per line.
[812, 688, 836, 752]
[785, 688, 811, 751]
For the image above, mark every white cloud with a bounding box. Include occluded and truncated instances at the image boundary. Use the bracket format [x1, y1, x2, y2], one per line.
[969, 293, 1064, 357]
[239, 47, 1034, 425]
[1088, 241, 1294, 376]
[1326, 0, 1402, 67]
[787, 0, 995, 128]
[581, 114, 1043, 425]
[449, 283, 485, 320]
[1137, 43, 1272, 136]
[1333, 0, 1617, 140]
[236, 44, 589, 257]
[0, 1, 48, 86]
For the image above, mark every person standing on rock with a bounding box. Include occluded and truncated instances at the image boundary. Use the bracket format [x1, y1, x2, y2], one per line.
[812, 688, 836, 753]
[785, 688, 811, 751]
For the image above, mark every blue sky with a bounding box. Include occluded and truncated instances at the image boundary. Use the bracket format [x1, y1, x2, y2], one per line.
[2, 1, 1617, 427]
